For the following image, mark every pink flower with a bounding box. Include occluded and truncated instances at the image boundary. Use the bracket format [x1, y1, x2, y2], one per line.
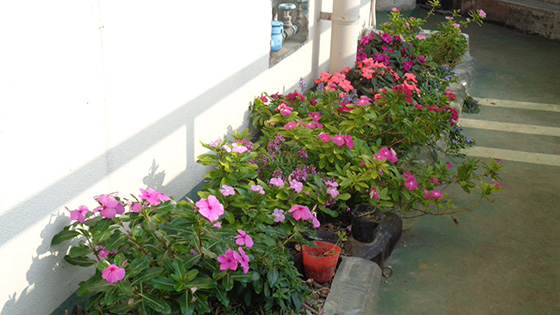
[318, 133, 331, 143]
[416, 34, 426, 40]
[234, 230, 254, 248]
[237, 247, 250, 274]
[129, 202, 142, 213]
[369, 187, 380, 200]
[94, 194, 125, 219]
[404, 174, 418, 191]
[290, 180, 303, 193]
[430, 177, 441, 186]
[492, 179, 502, 188]
[275, 103, 293, 117]
[70, 205, 90, 223]
[285, 121, 298, 130]
[217, 249, 241, 271]
[272, 209, 285, 223]
[391, 7, 400, 13]
[311, 213, 321, 228]
[479, 9, 486, 18]
[212, 222, 222, 228]
[196, 195, 224, 222]
[453, 23, 460, 28]
[332, 134, 345, 146]
[326, 186, 339, 198]
[190, 249, 200, 255]
[102, 264, 126, 284]
[231, 143, 248, 154]
[220, 185, 235, 196]
[97, 246, 118, 258]
[344, 135, 354, 148]
[289, 205, 313, 221]
[251, 185, 265, 195]
[446, 162, 453, 169]
[139, 188, 170, 207]
[270, 177, 285, 187]
[208, 139, 221, 148]
[378, 168, 384, 175]
[430, 190, 443, 199]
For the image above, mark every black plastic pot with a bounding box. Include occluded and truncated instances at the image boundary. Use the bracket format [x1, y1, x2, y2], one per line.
[351, 204, 384, 243]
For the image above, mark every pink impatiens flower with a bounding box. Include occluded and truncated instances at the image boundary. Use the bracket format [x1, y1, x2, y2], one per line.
[217, 249, 241, 271]
[269, 177, 285, 187]
[237, 247, 250, 274]
[250, 185, 265, 195]
[220, 185, 235, 196]
[290, 180, 303, 193]
[272, 209, 285, 223]
[234, 230, 254, 248]
[139, 188, 170, 207]
[289, 205, 313, 221]
[102, 264, 126, 284]
[196, 195, 224, 222]
[94, 194, 125, 219]
[318, 133, 331, 143]
[69, 205, 90, 223]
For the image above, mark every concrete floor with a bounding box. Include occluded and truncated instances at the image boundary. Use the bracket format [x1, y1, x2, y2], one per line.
[376, 8, 560, 314]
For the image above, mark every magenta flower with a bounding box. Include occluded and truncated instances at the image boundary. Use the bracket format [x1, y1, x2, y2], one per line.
[234, 230, 254, 248]
[290, 180, 303, 193]
[102, 264, 126, 284]
[492, 179, 502, 188]
[430, 190, 443, 199]
[220, 185, 235, 196]
[94, 194, 125, 219]
[446, 162, 453, 169]
[139, 188, 170, 207]
[97, 246, 118, 258]
[318, 133, 331, 143]
[217, 249, 241, 272]
[195, 195, 224, 222]
[70, 205, 90, 223]
[404, 175, 418, 190]
[369, 187, 380, 200]
[333, 134, 345, 146]
[289, 205, 313, 221]
[272, 209, 285, 223]
[285, 121, 298, 130]
[190, 249, 200, 255]
[344, 135, 354, 148]
[269, 177, 285, 187]
[238, 247, 250, 274]
[276, 103, 293, 117]
[250, 185, 265, 195]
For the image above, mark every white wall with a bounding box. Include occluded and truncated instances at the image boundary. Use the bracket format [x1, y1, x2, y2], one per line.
[0, 0, 371, 313]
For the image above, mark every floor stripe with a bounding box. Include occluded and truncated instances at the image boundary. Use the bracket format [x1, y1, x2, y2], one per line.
[476, 98, 560, 112]
[459, 118, 560, 137]
[464, 146, 560, 167]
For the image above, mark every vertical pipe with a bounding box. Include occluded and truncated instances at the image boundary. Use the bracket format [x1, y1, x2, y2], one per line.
[329, 0, 361, 73]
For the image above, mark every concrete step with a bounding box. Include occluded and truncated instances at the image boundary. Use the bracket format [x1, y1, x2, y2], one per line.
[462, 0, 560, 40]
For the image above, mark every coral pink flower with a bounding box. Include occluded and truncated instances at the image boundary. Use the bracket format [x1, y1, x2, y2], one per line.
[234, 230, 254, 248]
[102, 264, 125, 284]
[289, 205, 312, 221]
[217, 249, 240, 271]
[196, 195, 224, 222]
[70, 205, 90, 223]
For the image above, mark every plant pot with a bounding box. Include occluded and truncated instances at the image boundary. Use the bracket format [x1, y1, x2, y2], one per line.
[301, 241, 341, 283]
[351, 204, 383, 243]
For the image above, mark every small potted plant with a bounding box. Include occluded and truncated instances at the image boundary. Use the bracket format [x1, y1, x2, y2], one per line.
[301, 233, 344, 283]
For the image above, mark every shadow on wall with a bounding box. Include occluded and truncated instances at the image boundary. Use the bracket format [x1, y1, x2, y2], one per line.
[1, 2, 333, 310]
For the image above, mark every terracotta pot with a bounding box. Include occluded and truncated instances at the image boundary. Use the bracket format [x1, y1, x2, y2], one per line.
[301, 241, 341, 283]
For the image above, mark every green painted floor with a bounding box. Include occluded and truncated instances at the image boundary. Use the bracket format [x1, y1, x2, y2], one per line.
[375, 8, 560, 315]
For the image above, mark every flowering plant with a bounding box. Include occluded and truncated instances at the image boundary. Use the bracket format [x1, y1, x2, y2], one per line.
[51, 183, 321, 314]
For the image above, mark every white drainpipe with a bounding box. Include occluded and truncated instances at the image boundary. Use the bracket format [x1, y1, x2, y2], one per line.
[320, 0, 361, 73]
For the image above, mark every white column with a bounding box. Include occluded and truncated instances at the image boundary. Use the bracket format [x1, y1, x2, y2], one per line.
[329, 0, 361, 73]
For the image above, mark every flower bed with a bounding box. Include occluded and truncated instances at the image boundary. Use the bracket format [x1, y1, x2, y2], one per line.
[51, 2, 501, 314]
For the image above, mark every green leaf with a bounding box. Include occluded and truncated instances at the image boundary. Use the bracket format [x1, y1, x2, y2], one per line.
[215, 285, 230, 307]
[180, 292, 194, 315]
[186, 276, 217, 290]
[267, 267, 279, 286]
[338, 193, 351, 201]
[141, 293, 172, 314]
[64, 255, 96, 267]
[51, 229, 80, 246]
[149, 276, 177, 291]
[68, 245, 92, 258]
